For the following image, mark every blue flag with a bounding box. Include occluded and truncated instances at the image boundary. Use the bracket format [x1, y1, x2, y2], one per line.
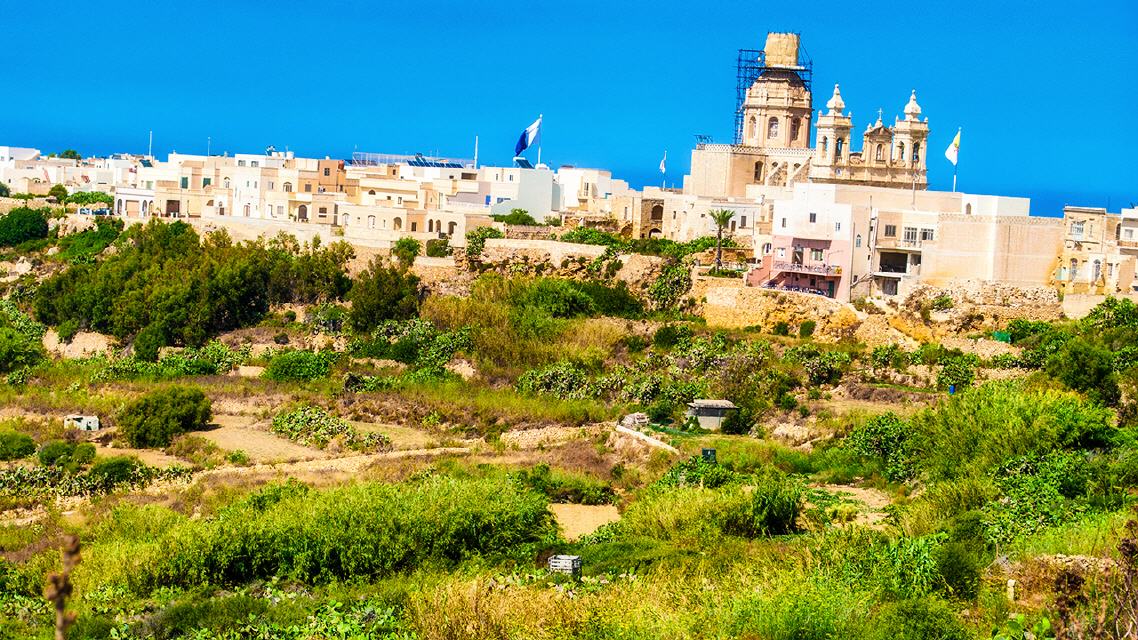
[515, 115, 541, 156]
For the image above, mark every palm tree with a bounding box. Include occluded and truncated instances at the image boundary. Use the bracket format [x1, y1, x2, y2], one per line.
[708, 209, 735, 271]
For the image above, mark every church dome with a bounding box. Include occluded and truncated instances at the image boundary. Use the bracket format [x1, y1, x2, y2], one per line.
[904, 90, 922, 120]
[826, 84, 845, 115]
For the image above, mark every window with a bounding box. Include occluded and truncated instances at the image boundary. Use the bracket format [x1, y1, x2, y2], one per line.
[875, 144, 884, 162]
[791, 118, 801, 141]
[834, 222, 841, 232]
[898, 142, 905, 162]
[180, 177, 189, 189]
[367, 215, 376, 229]
[762, 242, 772, 254]
[911, 143, 920, 164]
[811, 248, 824, 261]
[777, 247, 786, 258]
[855, 234, 862, 248]
[318, 207, 327, 216]
[323, 167, 331, 176]
[1071, 221, 1085, 237]
[203, 177, 212, 187]
[410, 222, 417, 232]
[283, 182, 292, 193]
[903, 227, 918, 243]
[753, 161, 763, 182]
[884, 224, 897, 237]
[368, 189, 376, 195]
[223, 177, 230, 189]
[740, 216, 747, 227]
[238, 160, 246, 167]
[250, 161, 259, 167]
[920, 228, 935, 241]
[394, 217, 402, 231]
[749, 116, 757, 139]
[1125, 228, 1135, 240]
[821, 136, 828, 154]
[304, 183, 311, 192]
[781, 218, 787, 228]
[835, 138, 844, 158]
[809, 212, 817, 223]
[767, 117, 779, 139]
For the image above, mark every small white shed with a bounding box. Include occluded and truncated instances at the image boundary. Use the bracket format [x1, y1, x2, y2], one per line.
[64, 415, 100, 431]
[685, 400, 738, 431]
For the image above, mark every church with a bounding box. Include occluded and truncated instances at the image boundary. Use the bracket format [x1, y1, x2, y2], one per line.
[684, 32, 931, 198]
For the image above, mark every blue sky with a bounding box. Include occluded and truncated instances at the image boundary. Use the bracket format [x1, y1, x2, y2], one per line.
[3, 0, 1135, 215]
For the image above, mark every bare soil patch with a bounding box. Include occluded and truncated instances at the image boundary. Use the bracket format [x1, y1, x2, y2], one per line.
[551, 503, 620, 540]
[198, 414, 328, 463]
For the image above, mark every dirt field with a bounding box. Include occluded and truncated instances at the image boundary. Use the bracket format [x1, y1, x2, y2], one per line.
[551, 503, 621, 540]
[198, 414, 328, 463]
[349, 421, 438, 450]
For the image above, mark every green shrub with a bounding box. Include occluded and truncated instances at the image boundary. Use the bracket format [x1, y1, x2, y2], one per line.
[0, 431, 35, 460]
[425, 238, 451, 257]
[773, 321, 790, 336]
[87, 455, 144, 489]
[729, 472, 804, 536]
[464, 226, 504, 257]
[799, 320, 816, 338]
[846, 412, 915, 482]
[930, 295, 954, 311]
[0, 207, 49, 247]
[1045, 337, 1120, 405]
[511, 278, 596, 318]
[491, 208, 540, 226]
[937, 355, 977, 390]
[270, 405, 390, 452]
[346, 258, 420, 332]
[645, 399, 676, 424]
[870, 597, 970, 640]
[38, 440, 75, 467]
[652, 324, 692, 349]
[117, 386, 212, 448]
[516, 361, 588, 399]
[655, 455, 738, 489]
[933, 541, 981, 599]
[81, 477, 555, 594]
[0, 326, 43, 373]
[392, 237, 421, 266]
[263, 350, 335, 381]
[57, 319, 80, 343]
[511, 464, 615, 504]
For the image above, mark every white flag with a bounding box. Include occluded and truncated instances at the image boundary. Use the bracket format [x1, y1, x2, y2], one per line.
[945, 129, 961, 166]
[659, 151, 667, 175]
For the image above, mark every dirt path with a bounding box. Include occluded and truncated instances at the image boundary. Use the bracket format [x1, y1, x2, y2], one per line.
[193, 446, 474, 483]
[199, 414, 327, 463]
[551, 503, 621, 540]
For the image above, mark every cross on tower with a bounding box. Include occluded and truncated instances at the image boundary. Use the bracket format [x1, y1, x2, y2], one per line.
[877, 108, 883, 122]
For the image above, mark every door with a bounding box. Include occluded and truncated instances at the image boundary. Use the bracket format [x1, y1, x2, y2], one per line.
[827, 281, 836, 298]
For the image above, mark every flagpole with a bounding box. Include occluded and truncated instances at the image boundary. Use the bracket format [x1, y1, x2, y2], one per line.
[536, 114, 543, 167]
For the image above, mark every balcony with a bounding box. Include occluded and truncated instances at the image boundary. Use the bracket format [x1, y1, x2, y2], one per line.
[772, 261, 840, 276]
[875, 237, 924, 250]
[875, 263, 921, 277]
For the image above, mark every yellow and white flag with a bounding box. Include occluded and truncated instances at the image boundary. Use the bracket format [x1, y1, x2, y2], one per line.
[945, 129, 961, 166]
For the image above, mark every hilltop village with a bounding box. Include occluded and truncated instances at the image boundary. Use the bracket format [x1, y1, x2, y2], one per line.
[0, 31, 1136, 640]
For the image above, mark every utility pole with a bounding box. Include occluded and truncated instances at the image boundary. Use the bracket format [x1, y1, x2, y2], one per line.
[147, 130, 153, 158]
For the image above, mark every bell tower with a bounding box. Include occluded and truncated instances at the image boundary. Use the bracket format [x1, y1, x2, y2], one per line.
[892, 90, 930, 170]
[740, 33, 813, 149]
[812, 84, 853, 165]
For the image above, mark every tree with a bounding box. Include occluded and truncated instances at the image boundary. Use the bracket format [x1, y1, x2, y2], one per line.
[0, 207, 49, 247]
[47, 184, 69, 202]
[58, 149, 81, 161]
[117, 386, 212, 448]
[392, 237, 422, 267]
[347, 258, 420, 332]
[0, 327, 43, 373]
[1045, 337, 1120, 406]
[708, 209, 735, 270]
[491, 208, 539, 226]
[0, 183, 9, 198]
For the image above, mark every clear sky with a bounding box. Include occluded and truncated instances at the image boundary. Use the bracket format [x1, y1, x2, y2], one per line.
[3, 0, 1135, 215]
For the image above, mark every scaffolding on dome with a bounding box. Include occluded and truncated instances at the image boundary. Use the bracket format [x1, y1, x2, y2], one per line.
[734, 43, 814, 144]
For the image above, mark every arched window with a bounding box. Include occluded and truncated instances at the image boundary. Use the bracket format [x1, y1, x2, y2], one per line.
[223, 177, 230, 189]
[243, 204, 250, 216]
[748, 116, 757, 140]
[368, 189, 376, 195]
[1093, 259, 1102, 282]
[912, 142, 921, 164]
[855, 234, 862, 248]
[393, 217, 402, 231]
[897, 142, 905, 162]
[762, 242, 772, 255]
[283, 182, 292, 193]
[965, 203, 973, 216]
[368, 215, 376, 229]
[427, 220, 433, 232]
[448, 221, 457, 236]
[767, 117, 779, 139]
[835, 138, 844, 158]
[1070, 258, 1078, 279]
[753, 161, 763, 182]
[116, 199, 123, 214]
[790, 118, 801, 141]
[821, 136, 828, 154]
[875, 144, 884, 162]
[297, 204, 307, 220]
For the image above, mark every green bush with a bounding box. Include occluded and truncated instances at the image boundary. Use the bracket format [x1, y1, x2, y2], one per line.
[117, 386, 212, 448]
[82, 477, 556, 594]
[846, 412, 915, 482]
[937, 355, 977, 390]
[87, 455, 144, 489]
[464, 226, 504, 257]
[57, 318, 80, 343]
[652, 324, 692, 349]
[729, 472, 804, 536]
[511, 278, 596, 318]
[933, 541, 982, 599]
[870, 597, 971, 640]
[347, 258, 420, 332]
[0, 431, 35, 460]
[511, 464, 615, 504]
[491, 208, 540, 226]
[772, 321, 790, 336]
[425, 238, 451, 257]
[270, 405, 390, 452]
[392, 237, 421, 266]
[263, 350, 334, 381]
[1045, 337, 1120, 405]
[38, 440, 74, 467]
[0, 325, 43, 373]
[0, 207, 49, 247]
[799, 320, 816, 338]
